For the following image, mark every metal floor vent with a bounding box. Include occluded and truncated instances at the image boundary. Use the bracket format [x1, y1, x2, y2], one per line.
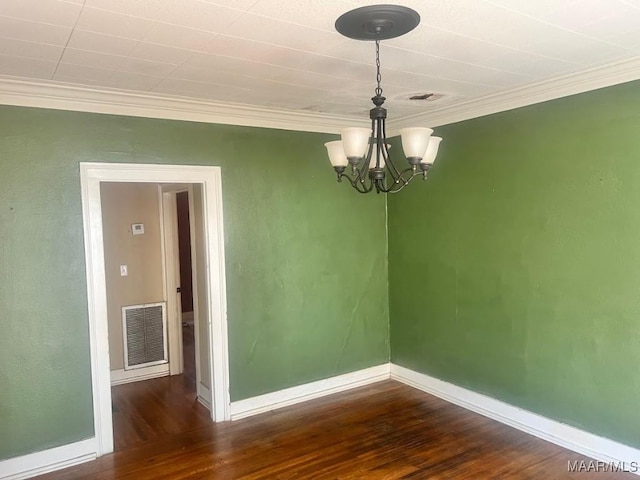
[122, 302, 168, 370]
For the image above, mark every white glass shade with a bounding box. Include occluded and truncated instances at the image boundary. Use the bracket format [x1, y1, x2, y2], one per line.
[324, 140, 348, 167]
[341, 127, 370, 159]
[399, 127, 433, 159]
[420, 136, 443, 165]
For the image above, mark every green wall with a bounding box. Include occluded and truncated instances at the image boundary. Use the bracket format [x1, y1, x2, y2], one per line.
[4, 79, 640, 462]
[0, 106, 389, 459]
[389, 80, 640, 448]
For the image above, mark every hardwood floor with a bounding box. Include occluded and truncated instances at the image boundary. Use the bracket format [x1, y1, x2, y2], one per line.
[111, 322, 210, 451]
[36, 378, 634, 479]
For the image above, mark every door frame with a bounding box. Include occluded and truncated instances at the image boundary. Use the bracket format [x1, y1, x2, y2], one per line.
[80, 162, 230, 456]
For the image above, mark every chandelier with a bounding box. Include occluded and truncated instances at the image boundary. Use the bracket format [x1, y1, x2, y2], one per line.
[325, 5, 443, 194]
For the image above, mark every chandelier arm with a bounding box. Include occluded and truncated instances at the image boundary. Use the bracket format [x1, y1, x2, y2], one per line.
[379, 179, 407, 194]
[358, 118, 376, 177]
[373, 169, 409, 194]
[383, 159, 402, 187]
[365, 180, 376, 193]
[356, 176, 375, 193]
[387, 167, 415, 192]
[372, 118, 394, 192]
[398, 166, 419, 183]
[380, 155, 397, 193]
[358, 170, 376, 193]
[380, 117, 404, 183]
[375, 118, 385, 169]
[381, 141, 391, 164]
[359, 145, 373, 179]
[386, 170, 422, 193]
[338, 171, 365, 192]
[340, 169, 376, 194]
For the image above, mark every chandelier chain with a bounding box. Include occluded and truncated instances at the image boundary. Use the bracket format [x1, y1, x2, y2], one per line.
[375, 39, 382, 97]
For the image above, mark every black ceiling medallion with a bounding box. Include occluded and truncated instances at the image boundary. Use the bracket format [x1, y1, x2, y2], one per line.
[325, 5, 443, 194]
[335, 4, 420, 41]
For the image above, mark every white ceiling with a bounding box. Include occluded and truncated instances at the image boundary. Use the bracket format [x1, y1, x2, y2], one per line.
[0, 0, 639, 123]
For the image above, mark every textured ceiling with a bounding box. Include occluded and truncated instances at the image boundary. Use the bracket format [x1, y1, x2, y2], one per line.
[0, 0, 639, 119]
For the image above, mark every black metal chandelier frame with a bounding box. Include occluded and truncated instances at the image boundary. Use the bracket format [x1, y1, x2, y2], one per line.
[329, 4, 441, 194]
[334, 39, 431, 194]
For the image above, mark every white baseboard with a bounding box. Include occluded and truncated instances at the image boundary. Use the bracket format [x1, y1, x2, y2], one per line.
[391, 363, 640, 475]
[197, 382, 212, 410]
[110, 364, 169, 386]
[230, 363, 390, 420]
[0, 438, 96, 480]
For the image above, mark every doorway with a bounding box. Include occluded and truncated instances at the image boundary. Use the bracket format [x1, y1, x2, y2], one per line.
[80, 163, 230, 457]
[100, 182, 209, 451]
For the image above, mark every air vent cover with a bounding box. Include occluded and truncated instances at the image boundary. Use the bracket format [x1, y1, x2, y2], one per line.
[122, 302, 168, 370]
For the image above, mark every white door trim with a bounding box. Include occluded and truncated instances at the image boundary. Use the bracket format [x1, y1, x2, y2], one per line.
[80, 162, 230, 456]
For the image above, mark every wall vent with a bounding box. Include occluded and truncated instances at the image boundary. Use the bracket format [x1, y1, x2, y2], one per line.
[122, 302, 168, 370]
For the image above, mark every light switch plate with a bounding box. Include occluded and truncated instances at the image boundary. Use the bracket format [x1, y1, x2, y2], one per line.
[120, 265, 128, 276]
[132, 223, 144, 235]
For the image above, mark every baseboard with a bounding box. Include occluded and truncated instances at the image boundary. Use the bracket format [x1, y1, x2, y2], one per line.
[0, 438, 96, 480]
[390, 363, 640, 475]
[230, 364, 390, 420]
[197, 382, 212, 410]
[110, 364, 170, 386]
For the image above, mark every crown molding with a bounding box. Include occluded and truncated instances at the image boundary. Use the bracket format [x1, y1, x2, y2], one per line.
[0, 77, 365, 134]
[1, 56, 639, 135]
[387, 57, 640, 132]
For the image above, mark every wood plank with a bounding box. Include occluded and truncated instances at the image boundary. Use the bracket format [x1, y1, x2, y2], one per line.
[35, 379, 634, 479]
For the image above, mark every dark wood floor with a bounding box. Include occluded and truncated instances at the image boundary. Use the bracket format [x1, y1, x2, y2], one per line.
[36, 373, 633, 479]
[111, 323, 211, 451]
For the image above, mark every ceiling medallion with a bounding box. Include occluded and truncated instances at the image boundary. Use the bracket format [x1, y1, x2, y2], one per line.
[325, 5, 443, 194]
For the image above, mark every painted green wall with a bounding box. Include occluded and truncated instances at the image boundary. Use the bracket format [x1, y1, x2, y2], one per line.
[5, 79, 639, 462]
[0, 106, 389, 459]
[389, 80, 640, 448]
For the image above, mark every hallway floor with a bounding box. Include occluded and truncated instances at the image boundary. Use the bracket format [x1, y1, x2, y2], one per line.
[111, 323, 211, 451]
